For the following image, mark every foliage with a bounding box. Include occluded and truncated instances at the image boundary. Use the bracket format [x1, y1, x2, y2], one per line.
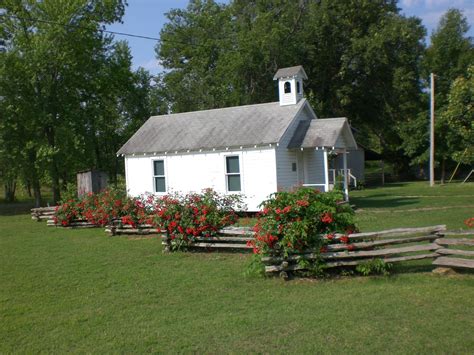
[355, 258, 392, 276]
[0, 1, 165, 204]
[441, 65, 474, 164]
[54, 188, 132, 227]
[157, 0, 426, 170]
[249, 188, 356, 258]
[400, 9, 473, 174]
[152, 189, 244, 251]
[80, 188, 131, 227]
[53, 200, 82, 226]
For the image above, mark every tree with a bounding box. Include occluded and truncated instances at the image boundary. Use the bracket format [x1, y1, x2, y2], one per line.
[157, 0, 426, 173]
[400, 9, 473, 180]
[1, 0, 163, 204]
[442, 65, 474, 165]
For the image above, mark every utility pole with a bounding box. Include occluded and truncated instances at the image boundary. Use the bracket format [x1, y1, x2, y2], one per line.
[430, 73, 435, 187]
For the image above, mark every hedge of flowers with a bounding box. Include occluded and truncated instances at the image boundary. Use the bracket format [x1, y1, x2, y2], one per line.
[53, 188, 147, 227]
[152, 189, 244, 250]
[53, 189, 243, 250]
[247, 188, 357, 274]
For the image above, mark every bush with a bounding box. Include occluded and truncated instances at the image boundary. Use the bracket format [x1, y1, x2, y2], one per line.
[151, 189, 244, 251]
[248, 188, 357, 257]
[54, 188, 143, 227]
[53, 200, 82, 226]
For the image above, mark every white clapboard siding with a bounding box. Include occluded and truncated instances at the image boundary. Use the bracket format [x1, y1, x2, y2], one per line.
[275, 104, 317, 190]
[125, 147, 277, 211]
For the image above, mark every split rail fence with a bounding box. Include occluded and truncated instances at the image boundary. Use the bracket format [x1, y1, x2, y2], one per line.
[31, 209, 474, 274]
[104, 221, 254, 252]
[262, 225, 474, 277]
[31, 206, 57, 221]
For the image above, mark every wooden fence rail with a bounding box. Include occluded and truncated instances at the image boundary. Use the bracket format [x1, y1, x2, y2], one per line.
[34, 213, 474, 274]
[433, 237, 474, 270]
[31, 206, 57, 222]
[262, 225, 474, 278]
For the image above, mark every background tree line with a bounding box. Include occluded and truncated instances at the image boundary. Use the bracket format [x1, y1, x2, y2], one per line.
[158, 0, 473, 179]
[1, 0, 472, 205]
[1, 0, 167, 204]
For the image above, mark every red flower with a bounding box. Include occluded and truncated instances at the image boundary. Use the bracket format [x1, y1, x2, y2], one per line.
[296, 200, 309, 207]
[326, 233, 335, 240]
[321, 212, 333, 224]
[340, 235, 349, 244]
[282, 206, 291, 214]
[320, 246, 328, 253]
[465, 217, 474, 228]
[347, 244, 355, 251]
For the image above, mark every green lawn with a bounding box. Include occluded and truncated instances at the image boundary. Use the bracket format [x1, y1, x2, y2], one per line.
[351, 181, 474, 231]
[1, 182, 473, 353]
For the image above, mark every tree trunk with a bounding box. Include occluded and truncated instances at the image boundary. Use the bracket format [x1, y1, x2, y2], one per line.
[33, 178, 42, 208]
[26, 180, 32, 197]
[4, 180, 16, 202]
[27, 149, 42, 207]
[45, 126, 61, 203]
[440, 158, 446, 184]
[51, 162, 61, 204]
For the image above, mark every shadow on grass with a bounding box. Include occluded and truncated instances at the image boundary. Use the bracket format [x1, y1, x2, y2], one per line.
[351, 194, 419, 209]
[0, 200, 54, 216]
[362, 182, 410, 189]
[0, 201, 36, 216]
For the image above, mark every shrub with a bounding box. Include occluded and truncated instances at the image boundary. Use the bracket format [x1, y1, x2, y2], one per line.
[53, 200, 82, 226]
[119, 194, 154, 228]
[151, 189, 244, 251]
[53, 188, 144, 227]
[248, 188, 357, 257]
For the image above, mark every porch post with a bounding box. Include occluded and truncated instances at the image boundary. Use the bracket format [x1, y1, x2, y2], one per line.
[343, 149, 349, 201]
[323, 148, 329, 192]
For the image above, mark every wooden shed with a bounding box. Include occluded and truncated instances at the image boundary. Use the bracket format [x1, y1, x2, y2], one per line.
[77, 170, 108, 197]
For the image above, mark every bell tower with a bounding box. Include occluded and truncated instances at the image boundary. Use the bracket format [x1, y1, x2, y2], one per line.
[273, 65, 308, 106]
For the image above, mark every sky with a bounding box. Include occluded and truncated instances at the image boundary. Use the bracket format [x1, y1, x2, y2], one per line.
[107, 0, 474, 75]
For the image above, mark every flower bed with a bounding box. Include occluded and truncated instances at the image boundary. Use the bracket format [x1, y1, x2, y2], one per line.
[247, 188, 362, 277]
[151, 189, 244, 251]
[52, 189, 243, 250]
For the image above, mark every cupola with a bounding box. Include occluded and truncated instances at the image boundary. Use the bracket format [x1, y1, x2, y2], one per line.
[273, 65, 308, 106]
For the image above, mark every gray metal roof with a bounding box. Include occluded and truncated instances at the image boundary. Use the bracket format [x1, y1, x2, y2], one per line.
[288, 117, 357, 149]
[273, 65, 308, 80]
[118, 99, 307, 155]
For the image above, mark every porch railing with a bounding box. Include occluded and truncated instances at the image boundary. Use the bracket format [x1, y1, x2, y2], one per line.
[329, 169, 357, 188]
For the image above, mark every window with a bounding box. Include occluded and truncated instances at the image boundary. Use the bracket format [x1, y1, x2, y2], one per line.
[292, 162, 297, 172]
[225, 156, 241, 191]
[153, 160, 166, 192]
[284, 81, 291, 93]
[296, 81, 301, 94]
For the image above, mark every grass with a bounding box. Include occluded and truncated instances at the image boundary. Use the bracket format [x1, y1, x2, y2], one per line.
[351, 181, 474, 231]
[1, 181, 473, 353]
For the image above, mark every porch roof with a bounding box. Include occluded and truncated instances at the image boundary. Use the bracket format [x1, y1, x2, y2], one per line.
[287, 117, 358, 150]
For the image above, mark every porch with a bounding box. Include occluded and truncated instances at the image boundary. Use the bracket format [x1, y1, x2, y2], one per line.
[288, 117, 358, 201]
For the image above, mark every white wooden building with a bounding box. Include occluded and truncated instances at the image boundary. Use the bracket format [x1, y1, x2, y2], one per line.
[118, 66, 358, 211]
